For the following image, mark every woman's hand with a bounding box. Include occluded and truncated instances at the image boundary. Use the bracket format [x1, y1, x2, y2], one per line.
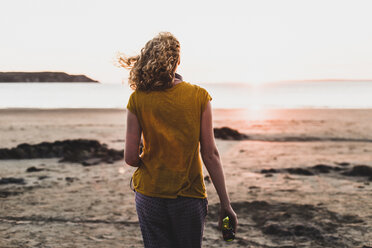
[218, 204, 238, 232]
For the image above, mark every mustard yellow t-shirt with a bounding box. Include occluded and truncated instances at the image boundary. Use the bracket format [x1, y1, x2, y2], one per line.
[126, 81, 212, 199]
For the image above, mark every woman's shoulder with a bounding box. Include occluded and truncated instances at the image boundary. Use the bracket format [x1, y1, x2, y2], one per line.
[182, 81, 208, 93]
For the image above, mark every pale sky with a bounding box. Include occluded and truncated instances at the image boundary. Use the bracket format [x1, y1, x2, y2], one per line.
[1, 0, 372, 84]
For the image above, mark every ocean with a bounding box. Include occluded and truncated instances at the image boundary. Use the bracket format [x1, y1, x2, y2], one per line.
[0, 81, 371, 109]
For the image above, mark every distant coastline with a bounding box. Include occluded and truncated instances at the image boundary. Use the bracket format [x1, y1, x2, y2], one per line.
[276, 79, 372, 84]
[0, 72, 98, 83]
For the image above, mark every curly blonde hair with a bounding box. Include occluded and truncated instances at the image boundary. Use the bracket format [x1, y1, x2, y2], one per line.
[118, 32, 180, 91]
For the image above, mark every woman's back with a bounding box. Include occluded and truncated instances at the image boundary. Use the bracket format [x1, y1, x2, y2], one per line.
[122, 32, 237, 248]
[127, 81, 212, 199]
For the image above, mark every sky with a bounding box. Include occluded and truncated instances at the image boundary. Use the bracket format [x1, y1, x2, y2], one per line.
[1, 0, 372, 84]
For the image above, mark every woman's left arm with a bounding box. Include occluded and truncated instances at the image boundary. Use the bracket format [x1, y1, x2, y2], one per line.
[125, 109, 142, 167]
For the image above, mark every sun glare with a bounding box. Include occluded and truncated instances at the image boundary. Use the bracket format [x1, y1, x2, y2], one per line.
[242, 104, 271, 121]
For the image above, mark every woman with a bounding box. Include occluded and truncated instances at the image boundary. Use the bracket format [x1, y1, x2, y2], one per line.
[120, 32, 238, 248]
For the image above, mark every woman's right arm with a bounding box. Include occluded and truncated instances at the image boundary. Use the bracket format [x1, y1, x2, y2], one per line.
[200, 101, 238, 232]
[125, 109, 142, 167]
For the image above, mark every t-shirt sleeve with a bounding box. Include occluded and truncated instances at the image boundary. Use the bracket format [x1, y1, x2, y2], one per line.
[200, 87, 212, 113]
[126, 91, 137, 116]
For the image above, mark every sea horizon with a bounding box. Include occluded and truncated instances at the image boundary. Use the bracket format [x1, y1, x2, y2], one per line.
[1, 80, 372, 109]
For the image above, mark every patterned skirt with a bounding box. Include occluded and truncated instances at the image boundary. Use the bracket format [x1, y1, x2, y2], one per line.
[135, 191, 208, 248]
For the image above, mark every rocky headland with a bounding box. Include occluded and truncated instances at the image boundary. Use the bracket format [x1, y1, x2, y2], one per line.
[0, 72, 98, 83]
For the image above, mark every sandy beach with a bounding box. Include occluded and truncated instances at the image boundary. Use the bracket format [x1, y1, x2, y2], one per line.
[0, 108, 371, 247]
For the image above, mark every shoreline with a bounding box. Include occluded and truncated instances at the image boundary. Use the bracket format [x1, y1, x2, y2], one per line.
[1, 107, 372, 111]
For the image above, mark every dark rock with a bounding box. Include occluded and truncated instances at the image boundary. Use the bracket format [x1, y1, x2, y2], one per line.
[60, 150, 92, 163]
[261, 168, 278, 174]
[336, 162, 350, 166]
[11, 148, 28, 159]
[38, 176, 48, 180]
[265, 173, 273, 177]
[338, 214, 364, 224]
[213, 127, 248, 140]
[26, 166, 44, 173]
[0, 139, 124, 166]
[249, 186, 260, 189]
[311, 164, 334, 173]
[259, 164, 371, 182]
[65, 177, 79, 183]
[292, 224, 323, 239]
[0, 190, 24, 198]
[286, 168, 314, 176]
[0, 177, 26, 185]
[342, 165, 372, 177]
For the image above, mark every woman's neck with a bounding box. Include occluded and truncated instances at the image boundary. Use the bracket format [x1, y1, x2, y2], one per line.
[173, 73, 183, 85]
[175, 73, 183, 81]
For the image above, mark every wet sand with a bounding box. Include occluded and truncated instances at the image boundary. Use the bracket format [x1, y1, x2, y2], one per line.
[0, 108, 371, 247]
